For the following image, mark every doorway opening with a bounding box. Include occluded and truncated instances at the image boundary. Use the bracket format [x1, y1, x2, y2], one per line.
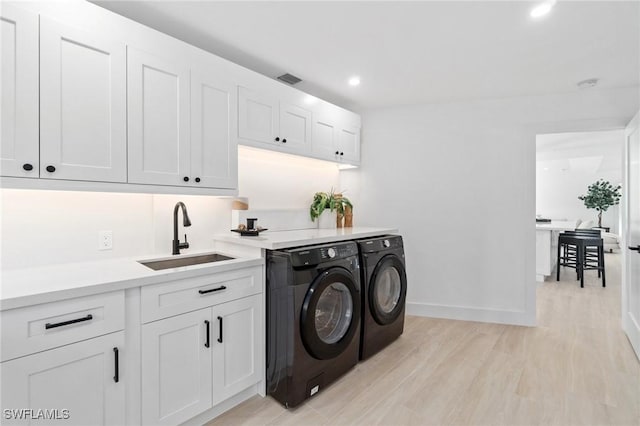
[534, 129, 625, 324]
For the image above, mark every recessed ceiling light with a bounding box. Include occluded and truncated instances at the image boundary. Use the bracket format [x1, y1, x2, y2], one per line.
[530, 0, 556, 18]
[348, 76, 361, 86]
[577, 78, 599, 89]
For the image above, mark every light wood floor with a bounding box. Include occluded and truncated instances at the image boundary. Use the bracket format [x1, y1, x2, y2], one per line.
[207, 253, 639, 425]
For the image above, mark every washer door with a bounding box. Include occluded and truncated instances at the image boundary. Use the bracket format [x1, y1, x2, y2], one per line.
[301, 267, 361, 360]
[369, 254, 407, 325]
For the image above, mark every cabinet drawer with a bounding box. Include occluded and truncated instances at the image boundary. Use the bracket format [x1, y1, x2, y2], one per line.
[141, 266, 262, 323]
[1, 291, 125, 362]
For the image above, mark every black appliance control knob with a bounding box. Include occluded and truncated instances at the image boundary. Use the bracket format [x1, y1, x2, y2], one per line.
[22, 163, 33, 171]
[183, 176, 189, 182]
[327, 247, 336, 258]
[46, 165, 56, 173]
[383, 240, 391, 248]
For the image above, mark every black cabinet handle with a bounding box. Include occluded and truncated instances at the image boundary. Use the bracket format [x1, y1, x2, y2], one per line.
[629, 245, 640, 252]
[198, 285, 227, 295]
[46, 165, 56, 173]
[282, 138, 287, 143]
[335, 151, 339, 155]
[113, 347, 119, 383]
[275, 137, 280, 142]
[217, 316, 223, 343]
[195, 177, 201, 183]
[45, 314, 93, 329]
[340, 152, 344, 156]
[22, 163, 33, 171]
[204, 320, 210, 348]
[183, 176, 189, 182]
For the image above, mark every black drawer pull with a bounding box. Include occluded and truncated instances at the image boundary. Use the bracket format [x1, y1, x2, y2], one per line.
[217, 316, 223, 343]
[45, 314, 93, 329]
[204, 320, 211, 348]
[198, 285, 227, 295]
[113, 347, 119, 383]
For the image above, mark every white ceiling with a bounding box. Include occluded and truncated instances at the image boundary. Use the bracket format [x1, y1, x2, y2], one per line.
[536, 130, 624, 176]
[94, 1, 640, 111]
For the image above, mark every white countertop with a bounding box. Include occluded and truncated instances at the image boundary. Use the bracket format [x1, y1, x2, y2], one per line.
[535, 220, 577, 231]
[214, 227, 399, 250]
[0, 250, 263, 311]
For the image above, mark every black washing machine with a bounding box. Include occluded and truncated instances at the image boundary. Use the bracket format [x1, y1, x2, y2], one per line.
[266, 241, 361, 408]
[357, 235, 407, 360]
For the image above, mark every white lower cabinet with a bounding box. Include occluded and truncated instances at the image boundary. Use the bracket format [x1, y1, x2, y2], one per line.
[0, 331, 125, 426]
[141, 308, 212, 426]
[141, 294, 262, 425]
[212, 295, 262, 405]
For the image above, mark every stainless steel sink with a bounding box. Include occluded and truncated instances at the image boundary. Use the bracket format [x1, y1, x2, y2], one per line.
[139, 253, 235, 271]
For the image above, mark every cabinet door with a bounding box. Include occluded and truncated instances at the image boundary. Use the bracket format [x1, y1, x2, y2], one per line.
[0, 332, 125, 426]
[191, 70, 238, 189]
[212, 295, 262, 405]
[141, 308, 212, 426]
[311, 115, 339, 160]
[238, 86, 279, 147]
[338, 123, 361, 165]
[0, 5, 38, 178]
[40, 18, 126, 182]
[279, 102, 312, 155]
[128, 48, 190, 186]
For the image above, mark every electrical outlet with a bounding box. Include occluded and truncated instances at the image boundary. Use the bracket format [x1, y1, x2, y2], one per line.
[99, 231, 113, 251]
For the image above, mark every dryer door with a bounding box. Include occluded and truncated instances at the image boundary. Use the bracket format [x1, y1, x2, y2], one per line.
[369, 254, 407, 325]
[300, 267, 360, 360]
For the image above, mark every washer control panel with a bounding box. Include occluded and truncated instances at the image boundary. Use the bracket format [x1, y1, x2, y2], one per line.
[288, 242, 358, 267]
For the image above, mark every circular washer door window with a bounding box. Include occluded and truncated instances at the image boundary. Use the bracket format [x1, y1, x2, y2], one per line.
[369, 255, 407, 325]
[301, 267, 361, 360]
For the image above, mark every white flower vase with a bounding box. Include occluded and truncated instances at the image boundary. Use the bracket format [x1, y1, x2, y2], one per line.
[318, 210, 337, 229]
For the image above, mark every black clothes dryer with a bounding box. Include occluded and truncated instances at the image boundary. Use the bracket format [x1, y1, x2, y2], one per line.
[357, 235, 407, 360]
[266, 241, 361, 408]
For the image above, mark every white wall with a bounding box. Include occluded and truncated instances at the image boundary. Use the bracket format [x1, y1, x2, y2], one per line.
[341, 86, 638, 326]
[0, 148, 339, 270]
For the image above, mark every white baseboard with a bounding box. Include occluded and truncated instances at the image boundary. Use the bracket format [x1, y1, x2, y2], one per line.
[406, 302, 535, 326]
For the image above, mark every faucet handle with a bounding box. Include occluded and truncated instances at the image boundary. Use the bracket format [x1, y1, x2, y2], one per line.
[184, 234, 188, 243]
[181, 234, 190, 250]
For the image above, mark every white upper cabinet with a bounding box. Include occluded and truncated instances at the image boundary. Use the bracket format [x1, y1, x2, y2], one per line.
[238, 86, 280, 146]
[338, 122, 361, 164]
[0, 5, 38, 178]
[311, 114, 339, 159]
[238, 84, 360, 164]
[40, 17, 127, 182]
[238, 86, 313, 155]
[279, 102, 312, 155]
[191, 69, 238, 189]
[127, 47, 191, 186]
[312, 113, 361, 165]
[128, 48, 237, 189]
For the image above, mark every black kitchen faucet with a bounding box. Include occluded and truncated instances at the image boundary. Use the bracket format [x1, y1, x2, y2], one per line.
[172, 201, 192, 255]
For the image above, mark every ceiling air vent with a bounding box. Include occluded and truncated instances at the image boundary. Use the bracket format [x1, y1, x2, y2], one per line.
[277, 73, 302, 85]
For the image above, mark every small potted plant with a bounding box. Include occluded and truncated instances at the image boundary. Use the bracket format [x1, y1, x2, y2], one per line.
[578, 179, 622, 228]
[310, 190, 353, 228]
